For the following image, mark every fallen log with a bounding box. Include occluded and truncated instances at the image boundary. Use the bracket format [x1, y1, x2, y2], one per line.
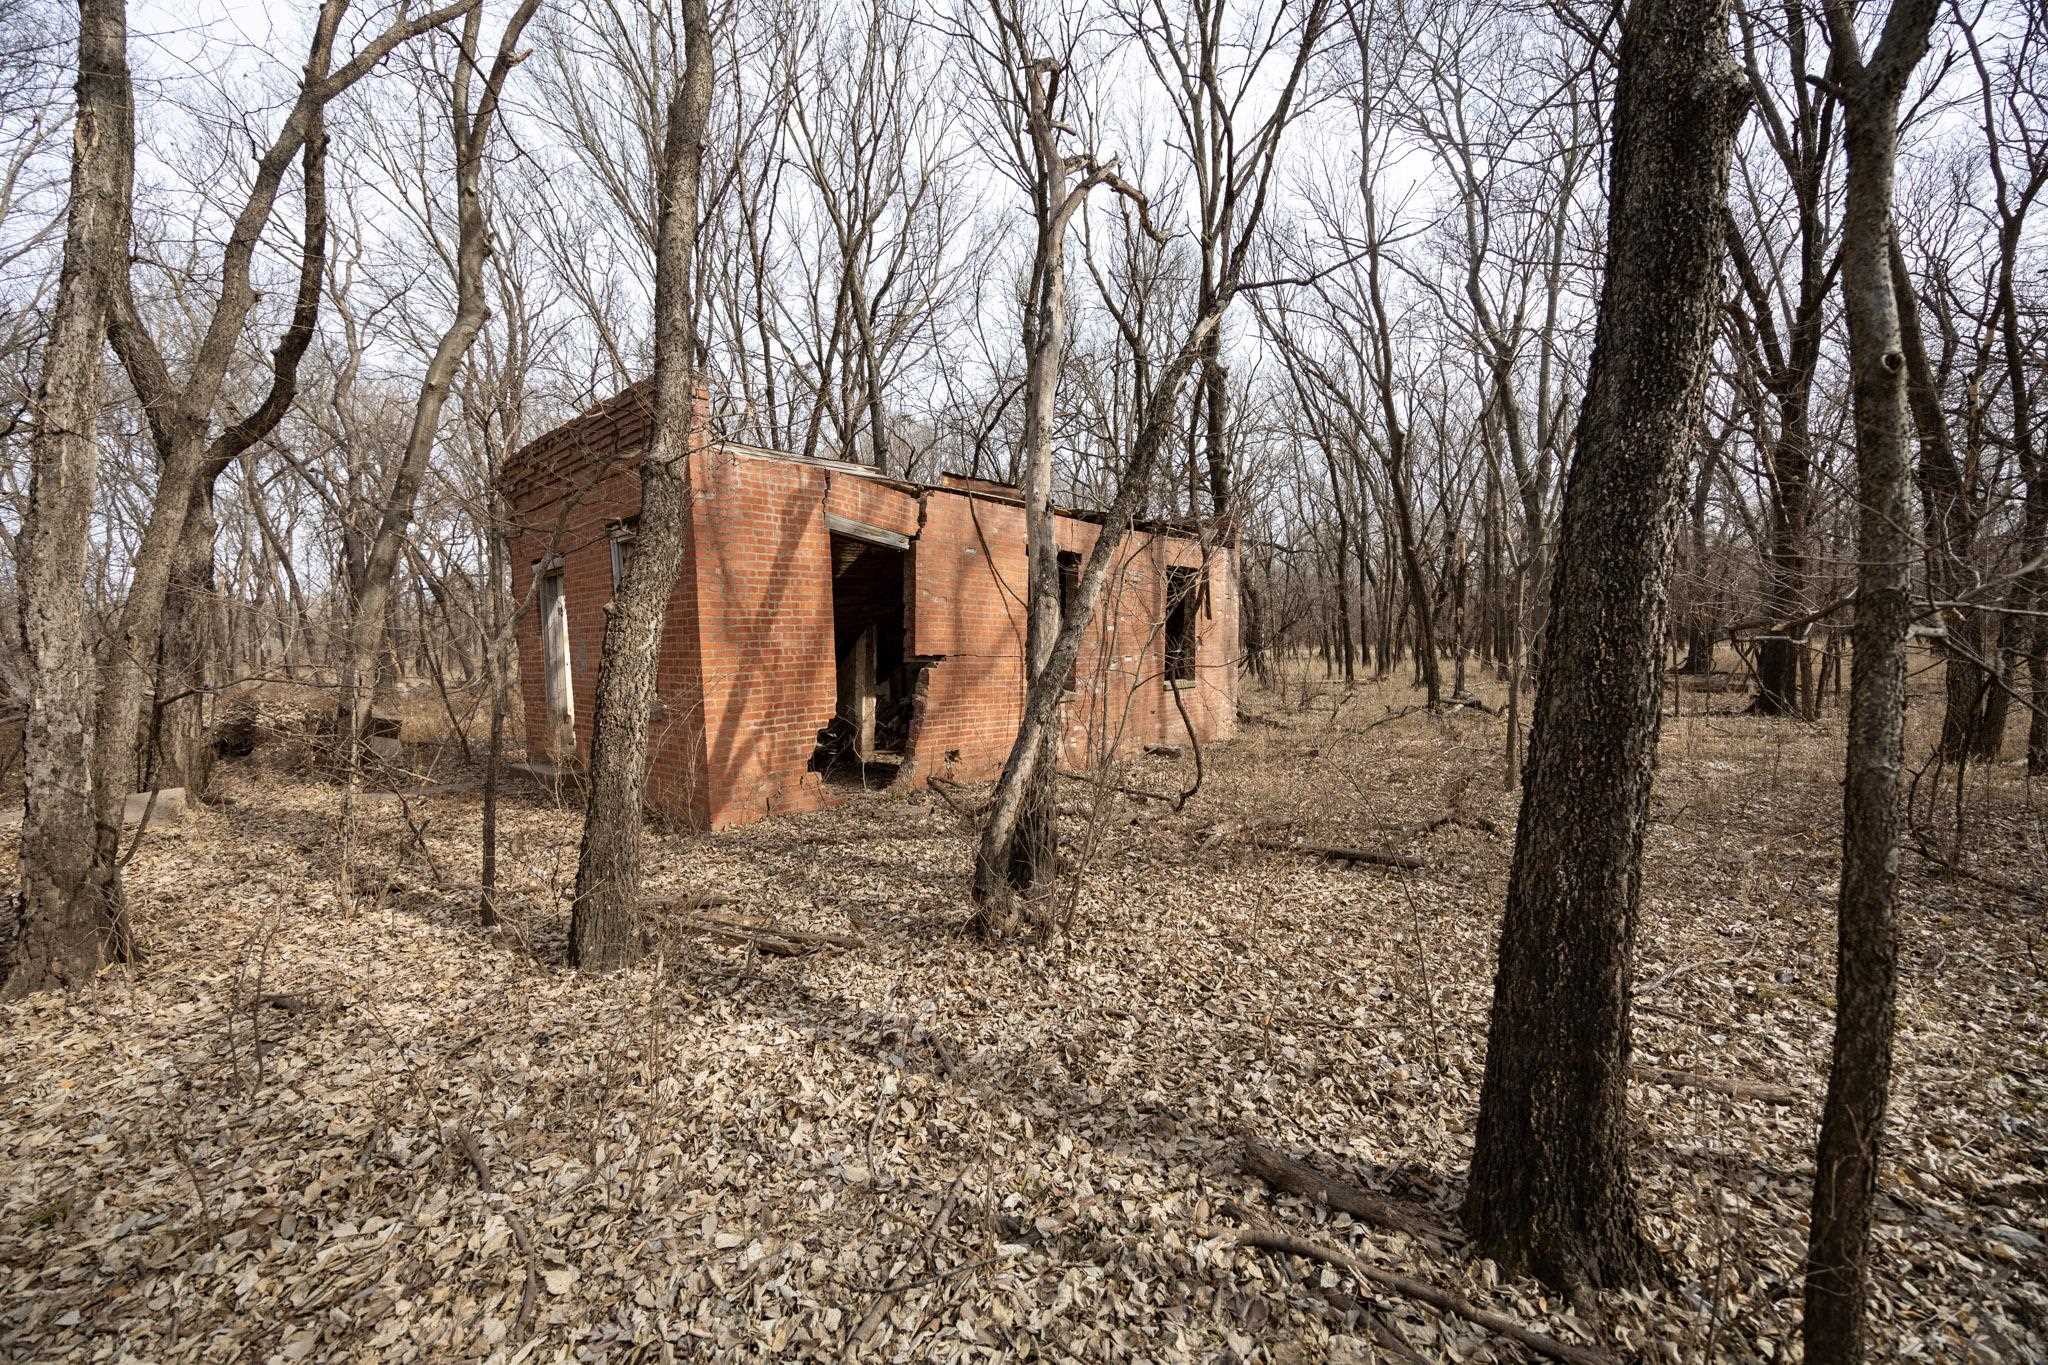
[1250, 837, 1423, 871]
[1239, 1141, 1458, 1248]
[1632, 1065, 1801, 1107]
[1215, 1204, 1619, 1365]
[669, 919, 814, 957]
[688, 912, 862, 951]
[642, 900, 863, 957]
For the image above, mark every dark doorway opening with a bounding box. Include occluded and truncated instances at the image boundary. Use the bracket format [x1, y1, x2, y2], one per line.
[1165, 564, 1199, 684]
[813, 531, 911, 785]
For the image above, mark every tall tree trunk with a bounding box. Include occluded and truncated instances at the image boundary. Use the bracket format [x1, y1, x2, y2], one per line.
[153, 489, 220, 794]
[1802, 3, 1939, 1359]
[1755, 415, 1812, 715]
[13, 0, 459, 993]
[971, 320, 1220, 921]
[4, 0, 132, 998]
[1891, 234, 1990, 759]
[569, 0, 712, 971]
[1462, 0, 1746, 1289]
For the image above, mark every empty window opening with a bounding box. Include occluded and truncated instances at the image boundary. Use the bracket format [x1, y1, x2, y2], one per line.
[1164, 565, 1199, 685]
[608, 518, 638, 591]
[813, 532, 911, 787]
[1058, 550, 1082, 691]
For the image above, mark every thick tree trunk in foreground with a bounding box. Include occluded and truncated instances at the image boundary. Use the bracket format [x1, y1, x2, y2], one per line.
[3, 0, 133, 998]
[569, 0, 712, 972]
[1802, 2, 1938, 1360]
[1462, 0, 1746, 1290]
[12, 0, 461, 993]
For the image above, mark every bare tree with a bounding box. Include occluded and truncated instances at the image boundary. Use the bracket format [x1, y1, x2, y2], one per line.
[569, 0, 713, 971]
[1462, 0, 1747, 1289]
[1724, 0, 1840, 718]
[1802, 0, 1941, 1357]
[337, 0, 544, 763]
[967, 0, 1329, 925]
[3, 0, 128, 996]
[955, 0, 1157, 912]
[4, 0, 478, 995]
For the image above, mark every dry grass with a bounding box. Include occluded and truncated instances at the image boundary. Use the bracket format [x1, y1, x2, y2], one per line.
[0, 659, 2042, 1362]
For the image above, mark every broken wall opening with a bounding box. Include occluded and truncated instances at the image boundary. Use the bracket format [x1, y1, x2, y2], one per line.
[815, 530, 910, 784]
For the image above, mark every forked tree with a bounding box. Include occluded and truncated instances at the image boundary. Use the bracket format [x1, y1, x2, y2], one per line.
[1461, 0, 1748, 1288]
[965, 0, 1329, 927]
[3, 0, 478, 997]
[955, 0, 1155, 913]
[336, 0, 544, 764]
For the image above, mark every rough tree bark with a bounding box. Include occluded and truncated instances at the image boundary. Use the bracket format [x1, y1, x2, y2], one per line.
[1801, 1, 1940, 1360]
[3, 0, 132, 997]
[568, 0, 712, 972]
[1461, 0, 1747, 1290]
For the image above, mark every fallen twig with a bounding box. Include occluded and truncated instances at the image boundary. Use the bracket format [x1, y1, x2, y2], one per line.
[1632, 1065, 1801, 1107]
[1057, 768, 1175, 803]
[642, 901, 864, 957]
[1418, 812, 1503, 837]
[1909, 833, 2045, 908]
[927, 775, 988, 820]
[1635, 957, 1741, 1000]
[446, 1125, 539, 1337]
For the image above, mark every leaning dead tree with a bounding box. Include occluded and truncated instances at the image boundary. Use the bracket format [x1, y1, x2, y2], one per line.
[568, 0, 713, 972]
[1462, 0, 1748, 1289]
[967, 0, 1330, 929]
[955, 0, 1157, 912]
[337, 0, 543, 765]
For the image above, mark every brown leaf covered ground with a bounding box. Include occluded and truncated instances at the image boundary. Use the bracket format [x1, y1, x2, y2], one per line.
[2, 666, 2044, 1362]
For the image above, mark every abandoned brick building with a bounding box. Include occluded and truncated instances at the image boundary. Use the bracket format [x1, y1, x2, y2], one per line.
[503, 385, 1239, 830]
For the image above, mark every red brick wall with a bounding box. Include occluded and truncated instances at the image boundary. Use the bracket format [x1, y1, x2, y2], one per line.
[505, 402, 712, 826]
[506, 435, 1237, 832]
[909, 491, 1239, 784]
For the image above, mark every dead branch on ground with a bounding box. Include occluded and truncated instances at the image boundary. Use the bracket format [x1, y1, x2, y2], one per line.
[1249, 837, 1424, 870]
[1238, 1140, 1459, 1248]
[642, 899, 864, 957]
[1632, 1065, 1801, 1107]
[1214, 1202, 1620, 1365]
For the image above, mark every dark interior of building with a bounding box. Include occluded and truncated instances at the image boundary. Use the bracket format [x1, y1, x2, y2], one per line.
[814, 533, 909, 782]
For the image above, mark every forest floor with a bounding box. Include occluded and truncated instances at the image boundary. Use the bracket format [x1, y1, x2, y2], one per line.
[1, 663, 2044, 1363]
